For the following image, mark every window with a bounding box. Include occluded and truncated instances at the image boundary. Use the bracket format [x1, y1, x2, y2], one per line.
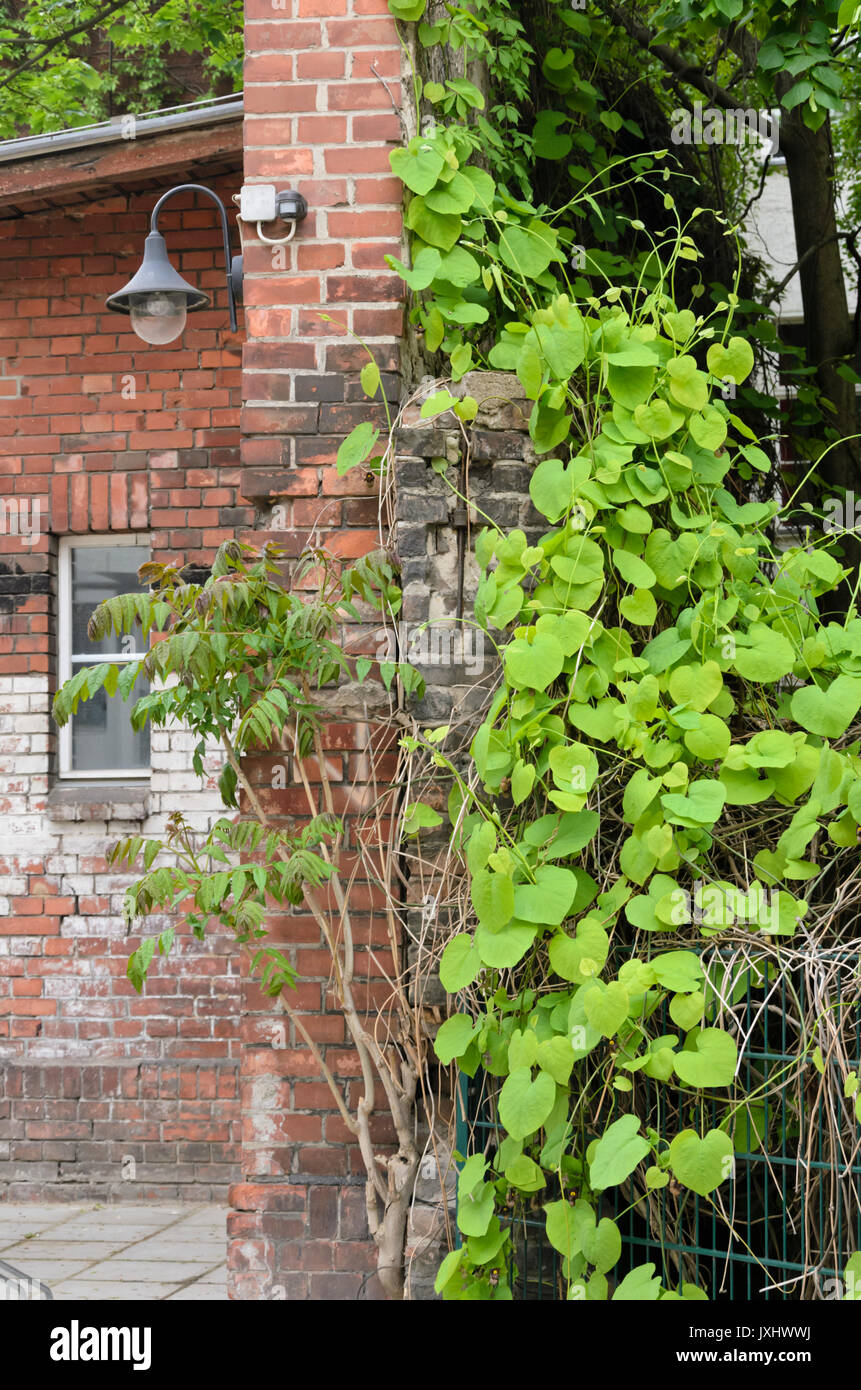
[58, 535, 151, 778]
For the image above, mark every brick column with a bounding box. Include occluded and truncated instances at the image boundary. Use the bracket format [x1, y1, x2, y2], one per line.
[228, 0, 407, 1298]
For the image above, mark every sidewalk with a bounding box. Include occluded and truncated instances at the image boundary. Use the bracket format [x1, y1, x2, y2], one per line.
[0, 1202, 227, 1300]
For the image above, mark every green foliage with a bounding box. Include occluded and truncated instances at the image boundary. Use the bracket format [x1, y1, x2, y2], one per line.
[0, 0, 243, 138]
[387, 0, 861, 525]
[52, 540, 416, 995]
[412, 233, 861, 1298]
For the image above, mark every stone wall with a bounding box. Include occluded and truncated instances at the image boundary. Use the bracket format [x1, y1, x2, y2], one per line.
[394, 373, 534, 1297]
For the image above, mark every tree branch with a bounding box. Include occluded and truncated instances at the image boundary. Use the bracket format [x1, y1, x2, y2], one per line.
[603, 2, 739, 109]
[771, 228, 860, 299]
[0, 0, 141, 92]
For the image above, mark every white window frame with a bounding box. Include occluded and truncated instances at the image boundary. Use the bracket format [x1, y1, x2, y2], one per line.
[58, 533, 151, 780]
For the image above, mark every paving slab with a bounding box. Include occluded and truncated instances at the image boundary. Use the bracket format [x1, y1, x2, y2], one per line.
[83, 1259, 223, 1282]
[0, 1258, 94, 1281]
[0, 1202, 228, 1301]
[0, 1205, 78, 1222]
[128, 1243, 227, 1263]
[0, 1215, 57, 1230]
[46, 1224, 183, 1243]
[0, 1241, 123, 1261]
[166, 1283, 228, 1301]
[54, 1211, 186, 1229]
[50, 1280, 182, 1301]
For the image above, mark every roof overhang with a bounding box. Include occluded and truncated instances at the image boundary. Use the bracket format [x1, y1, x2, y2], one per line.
[0, 97, 243, 220]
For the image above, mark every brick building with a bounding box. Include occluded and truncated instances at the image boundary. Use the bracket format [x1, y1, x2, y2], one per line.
[0, 99, 247, 1200]
[1, 0, 416, 1299]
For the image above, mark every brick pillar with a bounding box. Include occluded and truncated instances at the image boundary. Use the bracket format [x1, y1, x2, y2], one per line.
[228, 0, 407, 1299]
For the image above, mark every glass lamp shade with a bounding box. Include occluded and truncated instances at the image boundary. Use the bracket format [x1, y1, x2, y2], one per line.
[105, 230, 209, 341]
[127, 291, 188, 344]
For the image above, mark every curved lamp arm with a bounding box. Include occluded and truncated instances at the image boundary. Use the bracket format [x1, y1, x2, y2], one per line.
[151, 183, 240, 332]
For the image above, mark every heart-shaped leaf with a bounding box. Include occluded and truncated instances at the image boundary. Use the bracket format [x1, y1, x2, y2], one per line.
[434, 1013, 477, 1065]
[529, 455, 591, 522]
[544, 1198, 592, 1261]
[650, 950, 703, 992]
[620, 588, 658, 626]
[666, 355, 708, 411]
[471, 868, 515, 930]
[583, 980, 629, 1037]
[548, 917, 609, 982]
[733, 625, 796, 683]
[498, 1066, 556, 1140]
[505, 1154, 546, 1192]
[706, 336, 754, 388]
[581, 1215, 622, 1273]
[475, 920, 537, 968]
[668, 661, 723, 710]
[589, 1113, 650, 1188]
[439, 934, 481, 992]
[669, 1128, 734, 1197]
[634, 399, 684, 440]
[688, 405, 727, 450]
[791, 676, 861, 739]
[514, 864, 579, 925]
[673, 1028, 737, 1088]
[457, 1180, 496, 1237]
[504, 632, 565, 690]
[661, 778, 726, 826]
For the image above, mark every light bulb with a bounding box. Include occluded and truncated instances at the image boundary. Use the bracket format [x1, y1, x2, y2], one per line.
[127, 291, 187, 344]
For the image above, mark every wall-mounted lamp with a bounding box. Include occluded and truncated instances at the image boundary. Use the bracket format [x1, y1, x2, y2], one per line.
[105, 183, 308, 344]
[106, 183, 241, 344]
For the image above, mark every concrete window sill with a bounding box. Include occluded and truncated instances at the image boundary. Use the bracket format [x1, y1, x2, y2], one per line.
[46, 782, 151, 822]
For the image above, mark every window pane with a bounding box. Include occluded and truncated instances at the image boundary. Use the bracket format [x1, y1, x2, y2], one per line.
[70, 662, 150, 773]
[72, 545, 148, 656]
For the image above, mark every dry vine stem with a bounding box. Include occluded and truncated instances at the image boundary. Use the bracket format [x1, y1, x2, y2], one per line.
[220, 704, 424, 1298]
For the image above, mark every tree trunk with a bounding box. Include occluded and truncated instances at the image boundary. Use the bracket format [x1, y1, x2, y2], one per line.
[780, 108, 861, 607]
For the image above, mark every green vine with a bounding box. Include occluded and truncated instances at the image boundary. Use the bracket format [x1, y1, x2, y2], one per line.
[332, 8, 861, 1284]
[392, 250, 861, 1300]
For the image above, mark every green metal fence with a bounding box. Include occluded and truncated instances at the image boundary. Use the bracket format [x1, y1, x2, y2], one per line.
[456, 955, 861, 1301]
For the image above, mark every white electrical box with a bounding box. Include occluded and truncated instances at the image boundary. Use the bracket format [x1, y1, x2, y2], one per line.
[239, 184, 278, 223]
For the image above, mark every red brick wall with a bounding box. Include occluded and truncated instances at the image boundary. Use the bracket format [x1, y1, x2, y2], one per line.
[228, 0, 408, 1296]
[0, 170, 247, 1197]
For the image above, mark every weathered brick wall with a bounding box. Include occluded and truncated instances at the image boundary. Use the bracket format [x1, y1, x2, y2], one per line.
[0, 173, 247, 1197]
[1, 1061, 237, 1199]
[395, 376, 533, 1297]
[228, 0, 408, 1297]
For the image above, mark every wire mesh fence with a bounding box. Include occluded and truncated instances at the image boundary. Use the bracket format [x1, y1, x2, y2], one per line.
[455, 950, 861, 1301]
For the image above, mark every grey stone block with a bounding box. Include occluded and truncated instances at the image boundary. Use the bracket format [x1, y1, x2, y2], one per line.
[396, 525, 429, 558]
[492, 461, 533, 491]
[399, 494, 450, 524]
[471, 429, 532, 460]
[396, 455, 436, 487]
[394, 428, 457, 459]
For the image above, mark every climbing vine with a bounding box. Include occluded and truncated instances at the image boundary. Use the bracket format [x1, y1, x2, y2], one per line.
[403, 260, 861, 1299]
[322, 0, 861, 1300]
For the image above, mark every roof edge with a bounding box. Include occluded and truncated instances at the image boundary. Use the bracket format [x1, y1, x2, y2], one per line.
[0, 94, 243, 166]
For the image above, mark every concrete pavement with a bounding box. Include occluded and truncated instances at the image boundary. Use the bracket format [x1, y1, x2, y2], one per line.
[0, 1201, 227, 1300]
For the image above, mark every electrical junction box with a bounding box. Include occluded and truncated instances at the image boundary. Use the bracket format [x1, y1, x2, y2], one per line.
[239, 184, 278, 223]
